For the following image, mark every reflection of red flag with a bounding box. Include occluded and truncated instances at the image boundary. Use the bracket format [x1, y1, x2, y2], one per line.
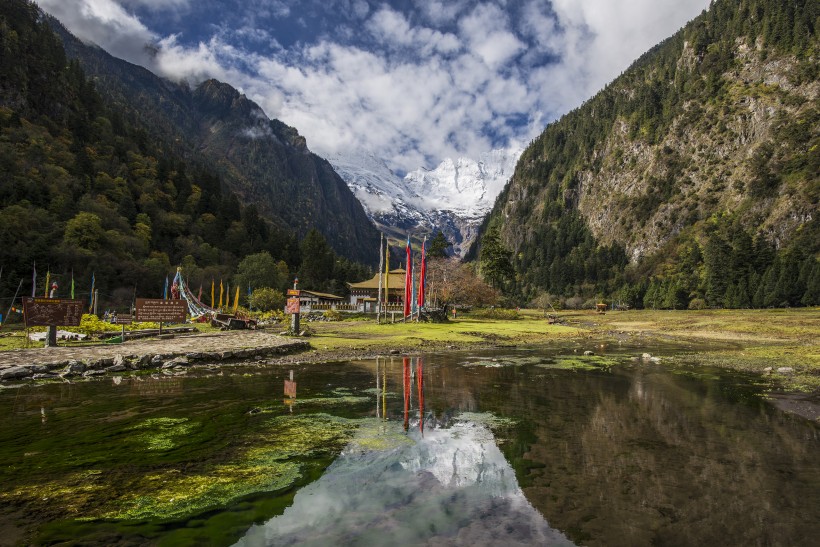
[403, 357, 410, 432]
[404, 237, 412, 317]
[417, 357, 424, 436]
[417, 239, 426, 310]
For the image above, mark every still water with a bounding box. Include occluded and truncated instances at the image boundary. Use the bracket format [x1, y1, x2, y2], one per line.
[0, 346, 818, 546]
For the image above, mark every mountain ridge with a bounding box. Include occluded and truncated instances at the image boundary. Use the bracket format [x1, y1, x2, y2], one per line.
[476, 0, 818, 308]
[49, 17, 380, 266]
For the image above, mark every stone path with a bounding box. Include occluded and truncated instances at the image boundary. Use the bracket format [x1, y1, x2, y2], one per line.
[0, 331, 309, 382]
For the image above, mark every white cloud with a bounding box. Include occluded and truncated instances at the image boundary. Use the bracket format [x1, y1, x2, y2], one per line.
[41, 0, 711, 173]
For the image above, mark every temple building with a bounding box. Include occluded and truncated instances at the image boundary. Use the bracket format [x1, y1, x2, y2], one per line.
[347, 268, 407, 312]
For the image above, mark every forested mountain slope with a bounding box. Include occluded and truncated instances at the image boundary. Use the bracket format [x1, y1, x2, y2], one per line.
[48, 16, 379, 266]
[477, 0, 818, 308]
[0, 0, 369, 308]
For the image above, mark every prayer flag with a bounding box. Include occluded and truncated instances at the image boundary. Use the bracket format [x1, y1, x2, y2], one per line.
[89, 272, 95, 312]
[219, 279, 224, 309]
[211, 279, 215, 308]
[233, 285, 240, 313]
[31, 263, 36, 298]
[44, 270, 50, 298]
[403, 237, 412, 318]
[163, 276, 169, 299]
[71, 270, 75, 299]
[417, 237, 427, 310]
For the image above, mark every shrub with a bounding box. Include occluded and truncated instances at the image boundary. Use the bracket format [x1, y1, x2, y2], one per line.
[688, 298, 707, 310]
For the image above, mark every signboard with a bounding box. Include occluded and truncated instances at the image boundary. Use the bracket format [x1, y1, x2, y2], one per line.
[286, 289, 301, 296]
[23, 298, 84, 327]
[135, 298, 187, 323]
[114, 316, 133, 325]
[285, 297, 300, 314]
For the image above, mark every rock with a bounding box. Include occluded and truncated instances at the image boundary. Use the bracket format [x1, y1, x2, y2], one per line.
[642, 353, 652, 360]
[777, 367, 794, 374]
[162, 356, 189, 369]
[29, 365, 49, 373]
[150, 355, 164, 366]
[95, 358, 115, 369]
[64, 361, 86, 374]
[247, 407, 262, 415]
[1, 366, 33, 380]
[32, 373, 59, 380]
[106, 364, 127, 373]
[83, 369, 106, 377]
[583, 350, 594, 356]
[763, 367, 773, 373]
[113, 354, 126, 368]
[390, 349, 401, 355]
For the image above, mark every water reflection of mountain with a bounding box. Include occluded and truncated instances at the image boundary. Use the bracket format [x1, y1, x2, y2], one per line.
[486, 365, 820, 547]
[235, 416, 574, 547]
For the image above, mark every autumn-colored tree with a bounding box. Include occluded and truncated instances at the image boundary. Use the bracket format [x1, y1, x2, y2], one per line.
[426, 258, 500, 310]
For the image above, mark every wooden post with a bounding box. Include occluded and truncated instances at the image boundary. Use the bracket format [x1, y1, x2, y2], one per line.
[377, 233, 384, 324]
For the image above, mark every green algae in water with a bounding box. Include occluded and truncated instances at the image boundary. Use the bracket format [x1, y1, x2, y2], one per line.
[99, 414, 362, 521]
[457, 411, 518, 429]
[128, 417, 197, 451]
[536, 355, 621, 371]
[461, 356, 548, 367]
[346, 419, 416, 452]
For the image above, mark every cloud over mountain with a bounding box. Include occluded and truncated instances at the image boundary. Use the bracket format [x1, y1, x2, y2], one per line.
[39, 0, 709, 173]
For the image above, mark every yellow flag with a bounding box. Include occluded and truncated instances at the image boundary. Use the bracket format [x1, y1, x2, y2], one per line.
[44, 270, 50, 298]
[233, 285, 240, 313]
[210, 279, 215, 308]
[219, 279, 224, 309]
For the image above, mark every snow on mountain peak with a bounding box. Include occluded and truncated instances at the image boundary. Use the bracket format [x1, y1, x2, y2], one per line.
[326, 147, 522, 257]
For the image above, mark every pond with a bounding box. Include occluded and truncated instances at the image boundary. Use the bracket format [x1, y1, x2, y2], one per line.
[0, 344, 818, 546]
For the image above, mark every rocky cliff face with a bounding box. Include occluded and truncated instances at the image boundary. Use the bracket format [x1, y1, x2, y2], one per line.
[481, 0, 818, 298]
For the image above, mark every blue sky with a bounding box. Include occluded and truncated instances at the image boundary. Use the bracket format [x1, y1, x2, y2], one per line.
[40, 0, 710, 173]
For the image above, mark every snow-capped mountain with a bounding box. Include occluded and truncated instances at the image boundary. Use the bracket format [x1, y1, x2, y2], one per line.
[326, 148, 522, 257]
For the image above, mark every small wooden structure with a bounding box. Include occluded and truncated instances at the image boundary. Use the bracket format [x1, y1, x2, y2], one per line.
[211, 312, 257, 330]
[596, 303, 607, 314]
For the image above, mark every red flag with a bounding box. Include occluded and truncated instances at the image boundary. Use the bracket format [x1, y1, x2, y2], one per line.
[417, 357, 424, 436]
[417, 238, 426, 310]
[404, 236, 412, 317]
[403, 357, 410, 432]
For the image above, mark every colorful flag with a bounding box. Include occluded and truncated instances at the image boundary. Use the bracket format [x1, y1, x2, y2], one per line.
[219, 279, 224, 309]
[44, 270, 50, 298]
[71, 270, 75, 299]
[163, 276, 169, 299]
[417, 237, 427, 310]
[211, 279, 215, 308]
[89, 272, 95, 312]
[404, 236, 412, 318]
[198, 284, 203, 303]
[31, 263, 37, 298]
[233, 285, 240, 313]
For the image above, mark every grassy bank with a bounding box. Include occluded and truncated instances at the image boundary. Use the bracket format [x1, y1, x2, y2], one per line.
[2, 308, 817, 393]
